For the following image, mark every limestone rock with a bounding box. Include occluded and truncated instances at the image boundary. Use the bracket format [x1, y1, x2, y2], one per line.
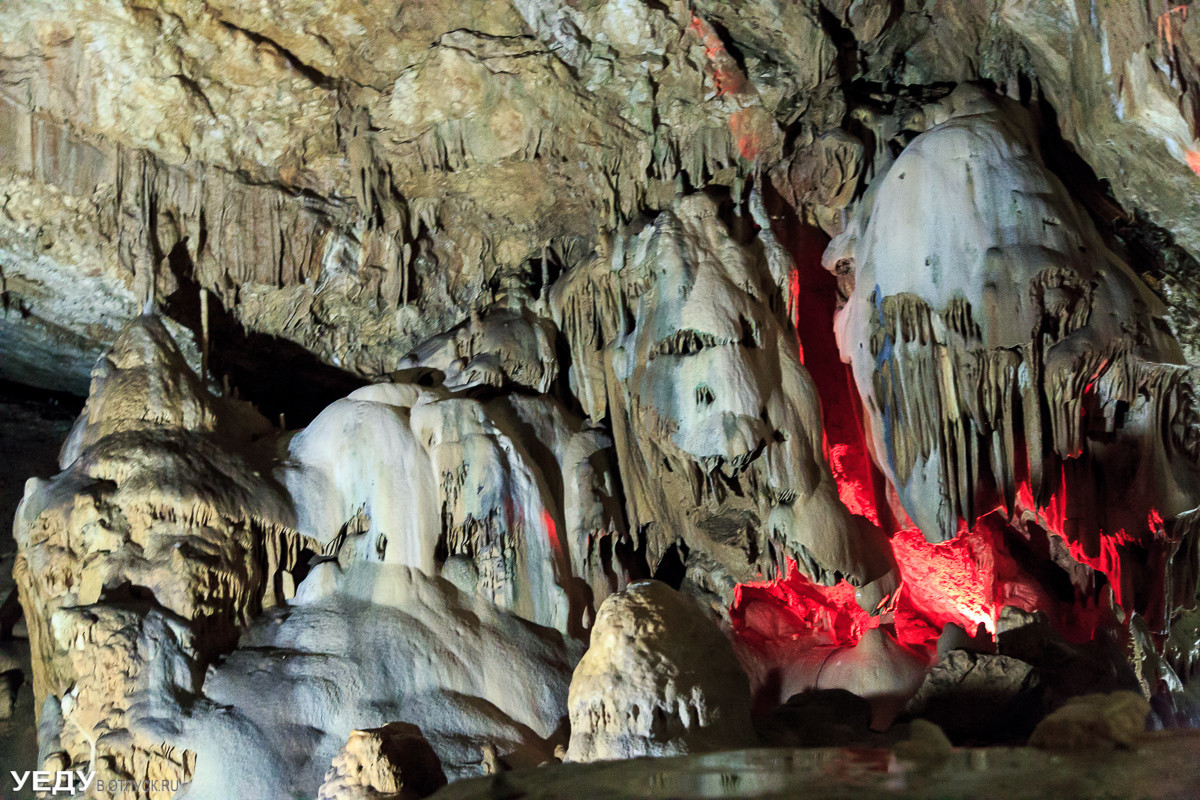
[13, 315, 307, 792]
[906, 650, 1042, 744]
[13, 314, 590, 797]
[892, 718, 953, 766]
[566, 580, 755, 762]
[828, 87, 1200, 626]
[555, 194, 896, 610]
[393, 308, 559, 394]
[138, 563, 580, 797]
[282, 380, 631, 635]
[0, 0, 819, 394]
[815, 628, 928, 731]
[317, 723, 447, 800]
[1029, 691, 1151, 751]
[7, 2, 1200, 797]
[936, 622, 995, 658]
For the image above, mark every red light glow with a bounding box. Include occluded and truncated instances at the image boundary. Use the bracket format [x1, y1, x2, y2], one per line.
[733, 561, 878, 648]
[891, 527, 1001, 635]
[729, 183, 1147, 684]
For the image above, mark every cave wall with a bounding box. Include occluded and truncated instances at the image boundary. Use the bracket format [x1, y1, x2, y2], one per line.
[5, 1, 1200, 798]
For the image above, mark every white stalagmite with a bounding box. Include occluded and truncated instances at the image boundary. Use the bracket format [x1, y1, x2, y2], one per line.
[13, 316, 304, 792]
[566, 580, 756, 762]
[12, 314, 601, 797]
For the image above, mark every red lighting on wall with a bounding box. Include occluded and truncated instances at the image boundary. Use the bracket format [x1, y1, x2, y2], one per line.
[730, 213, 1132, 664]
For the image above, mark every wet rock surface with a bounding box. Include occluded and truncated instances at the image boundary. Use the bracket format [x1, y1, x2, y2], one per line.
[429, 733, 1200, 800]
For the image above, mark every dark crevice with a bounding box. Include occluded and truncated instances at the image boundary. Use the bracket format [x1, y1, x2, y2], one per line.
[217, 21, 337, 91]
[161, 242, 364, 428]
[652, 541, 689, 589]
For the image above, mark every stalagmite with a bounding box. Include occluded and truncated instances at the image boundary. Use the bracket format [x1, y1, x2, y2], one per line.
[5, 2, 1200, 797]
[13, 315, 304, 792]
[565, 581, 755, 762]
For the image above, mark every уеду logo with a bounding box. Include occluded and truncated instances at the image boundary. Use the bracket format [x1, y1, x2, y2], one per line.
[8, 771, 186, 796]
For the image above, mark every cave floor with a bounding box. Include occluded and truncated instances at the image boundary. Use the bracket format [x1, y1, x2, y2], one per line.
[430, 734, 1200, 800]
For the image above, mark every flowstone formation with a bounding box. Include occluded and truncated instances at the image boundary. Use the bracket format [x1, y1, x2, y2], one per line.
[12, 316, 590, 797]
[555, 194, 896, 611]
[283, 375, 628, 635]
[828, 88, 1200, 629]
[7, 1, 1200, 798]
[14, 315, 305, 791]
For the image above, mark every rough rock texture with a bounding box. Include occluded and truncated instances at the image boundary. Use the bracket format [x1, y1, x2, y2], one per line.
[867, 2, 1200, 357]
[0, 386, 75, 792]
[12, 318, 583, 797]
[8, 0, 1200, 796]
[828, 87, 1200, 626]
[1028, 691, 1151, 751]
[132, 563, 580, 797]
[13, 315, 305, 794]
[0, 0, 807, 395]
[555, 194, 896, 610]
[566, 580, 755, 762]
[905, 650, 1042, 744]
[317, 723, 445, 800]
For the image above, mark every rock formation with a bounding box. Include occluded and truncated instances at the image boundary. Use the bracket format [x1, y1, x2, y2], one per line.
[1028, 691, 1151, 751]
[554, 194, 897, 611]
[282, 377, 628, 635]
[5, 1, 1200, 798]
[565, 580, 754, 761]
[14, 315, 303, 791]
[316, 723, 447, 800]
[13, 317, 586, 797]
[828, 87, 1200, 630]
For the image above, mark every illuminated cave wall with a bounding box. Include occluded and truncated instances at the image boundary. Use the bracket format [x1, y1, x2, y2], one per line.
[5, 1, 1200, 797]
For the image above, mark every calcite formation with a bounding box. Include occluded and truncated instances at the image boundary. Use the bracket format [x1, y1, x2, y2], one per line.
[565, 581, 755, 761]
[555, 194, 896, 610]
[14, 315, 306, 794]
[828, 87, 1200, 627]
[134, 562, 581, 797]
[316, 723, 446, 800]
[1028, 691, 1152, 751]
[6, 1, 1200, 798]
[12, 316, 589, 797]
[282, 379, 627, 634]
